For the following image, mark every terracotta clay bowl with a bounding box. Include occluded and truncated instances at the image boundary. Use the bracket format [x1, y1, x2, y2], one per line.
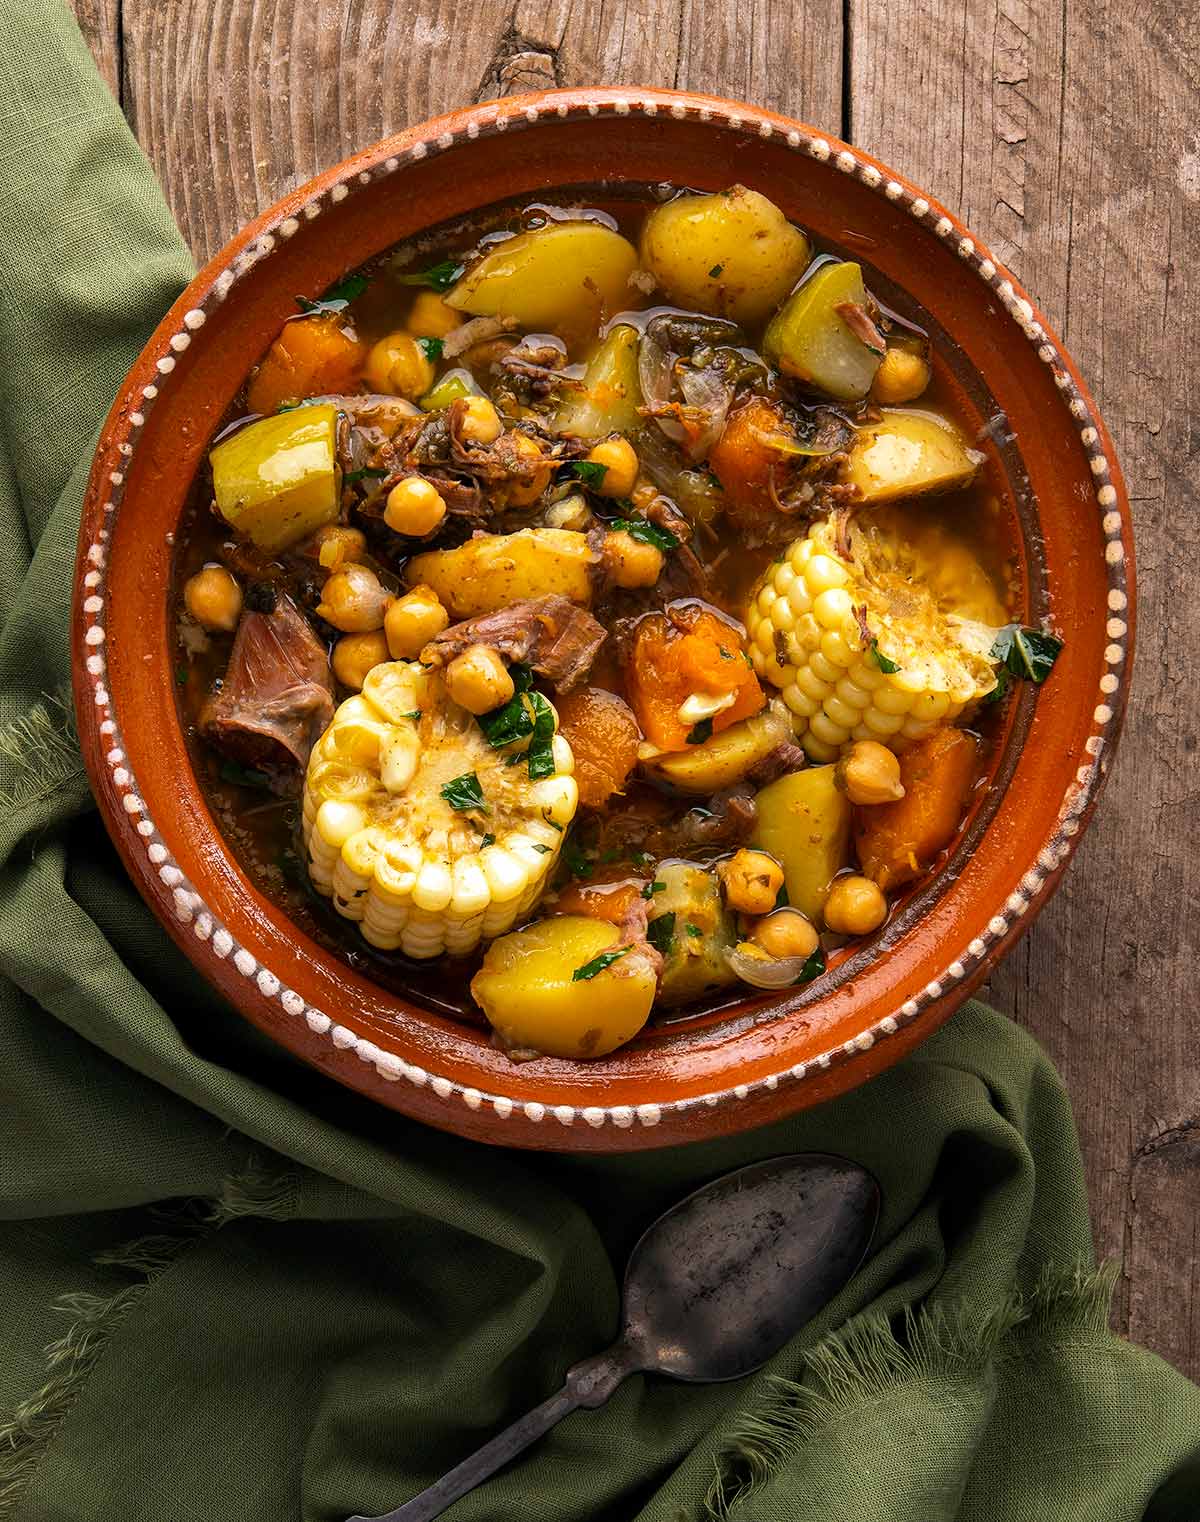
[72, 87, 1134, 1150]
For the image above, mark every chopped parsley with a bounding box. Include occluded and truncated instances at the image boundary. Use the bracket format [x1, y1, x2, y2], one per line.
[562, 834, 593, 879]
[525, 692, 557, 780]
[774, 882, 790, 910]
[630, 849, 653, 869]
[687, 718, 714, 746]
[417, 336, 444, 362]
[532, 842, 553, 854]
[397, 258, 464, 292]
[400, 710, 422, 721]
[480, 833, 496, 848]
[294, 273, 367, 316]
[641, 880, 666, 899]
[175, 663, 188, 688]
[343, 465, 389, 484]
[566, 460, 609, 487]
[440, 772, 487, 812]
[708, 263, 724, 277]
[478, 665, 537, 748]
[869, 639, 901, 674]
[647, 913, 676, 955]
[218, 759, 271, 790]
[795, 946, 826, 984]
[543, 815, 564, 832]
[685, 922, 704, 938]
[572, 946, 630, 981]
[612, 517, 679, 553]
[992, 624, 1063, 682]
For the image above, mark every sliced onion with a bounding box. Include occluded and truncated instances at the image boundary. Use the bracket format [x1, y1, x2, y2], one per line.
[637, 330, 687, 445]
[726, 942, 815, 990]
[677, 365, 732, 459]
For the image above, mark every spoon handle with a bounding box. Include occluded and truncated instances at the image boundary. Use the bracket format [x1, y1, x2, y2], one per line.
[345, 1345, 635, 1522]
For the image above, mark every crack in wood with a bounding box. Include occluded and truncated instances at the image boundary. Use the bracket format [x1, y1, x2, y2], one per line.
[476, 11, 562, 100]
[1132, 1115, 1200, 1163]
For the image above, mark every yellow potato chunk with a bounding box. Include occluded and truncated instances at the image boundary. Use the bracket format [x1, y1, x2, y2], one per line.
[406, 529, 595, 618]
[445, 221, 638, 334]
[751, 765, 852, 924]
[844, 409, 985, 504]
[639, 186, 811, 326]
[210, 404, 340, 553]
[471, 916, 656, 1058]
[641, 703, 792, 794]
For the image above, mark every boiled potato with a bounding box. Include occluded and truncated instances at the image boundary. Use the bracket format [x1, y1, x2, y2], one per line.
[639, 186, 810, 326]
[844, 409, 984, 504]
[650, 862, 738, 1008]
[406, 529, 595, 618]
[554, 324, 642, 438]
[641, 702, 791, 794]
[210, 404, 340, 553]
[471, 916, 656, 1058]
[763, 260, 883, 401]
[445, 221, 638, 334]
[751, 765, 851, 924]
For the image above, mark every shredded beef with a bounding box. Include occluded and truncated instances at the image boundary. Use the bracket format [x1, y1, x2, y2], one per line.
[421, 595, 606, 692]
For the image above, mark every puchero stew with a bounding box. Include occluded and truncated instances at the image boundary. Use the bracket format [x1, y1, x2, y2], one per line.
[175, 185, 1060, 1061]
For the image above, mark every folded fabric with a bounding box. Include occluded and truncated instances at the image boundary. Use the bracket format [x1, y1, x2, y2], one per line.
[1, 6, 1198, 1520]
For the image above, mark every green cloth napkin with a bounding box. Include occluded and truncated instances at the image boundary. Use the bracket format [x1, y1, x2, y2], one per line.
[2, 7, 1199, 1520]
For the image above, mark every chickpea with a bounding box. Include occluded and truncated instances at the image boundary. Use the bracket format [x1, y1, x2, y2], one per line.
[444, 644, 515, 716]
[500, 433, 552, 506]
[386, 585, 450, 659]
[184, 565, 242, 633]
[384, 476, 447, 537]
[316, 563, 390, 633]
[309, 523, 367, 572]
[629, 477, 659, 512]
[587, 436, 639, 498]
[544, 493, 592, 531]
[836, 739, 906, 805]
[332, 631, 389, 690]
[718, 849, 785, 917]
[871, 347, 931, 405]
[457, 395, 503, 446]
[751, 908, 820, 962]
[406, 290, 461, 340]
[824, 874, 889, 936]
[602, 529, 664, 589]
[364, 330, 435, 399]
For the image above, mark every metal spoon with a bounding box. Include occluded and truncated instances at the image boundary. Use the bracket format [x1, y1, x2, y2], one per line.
[347, 1153, 879, 1522]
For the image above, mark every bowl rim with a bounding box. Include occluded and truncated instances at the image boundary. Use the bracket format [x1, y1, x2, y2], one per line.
[71, 85, 1135, 1147]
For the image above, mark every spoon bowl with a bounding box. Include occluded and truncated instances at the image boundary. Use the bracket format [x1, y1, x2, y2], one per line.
[348, 1153, 878, 1522]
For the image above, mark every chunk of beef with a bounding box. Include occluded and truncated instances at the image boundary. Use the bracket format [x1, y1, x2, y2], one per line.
[744, 740, 808, 786]
[421, 596, 606, 693]
[587, 784, 758, 862]
[201, 594, 333, 778]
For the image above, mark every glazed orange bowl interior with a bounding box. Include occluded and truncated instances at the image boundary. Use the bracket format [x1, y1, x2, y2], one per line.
[73, 89, 1133, 1150]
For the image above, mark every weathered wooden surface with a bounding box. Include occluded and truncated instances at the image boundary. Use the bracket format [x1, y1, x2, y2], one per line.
[71, 0, 1198, 1377]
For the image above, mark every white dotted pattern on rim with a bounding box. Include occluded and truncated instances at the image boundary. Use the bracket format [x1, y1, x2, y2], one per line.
[81, 96, 1130, 1130]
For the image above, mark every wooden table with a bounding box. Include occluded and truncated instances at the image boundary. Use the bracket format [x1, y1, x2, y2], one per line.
[70, 0, 1198, 1379]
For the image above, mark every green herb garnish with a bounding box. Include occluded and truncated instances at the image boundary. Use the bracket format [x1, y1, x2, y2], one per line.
[869, 640, 901, 674]
[397, 258, 464, 292]
[641, 880, 666, 899]
[417, 336, 444, 362]
[440, 772, 487, 811]
[708, 263, 724, 277]
[175, 663, 188, 688]
[572, 946, 630, 981]
[612, 517, 679, 553]
[687, 718, 714, 746]
[294, 274, 367, 316]
[525, 691, 557, 780]
[566, 460, 609, 487]
[774, 882, 790, 910]
[647, 913, 676, 955]
[218, 759, 271, 790]
[532, 843, 553, 854]
[478, 666, 535, 747]
[990, 624, 1064, 683]
[631, 849, 653, 869]
[685, 922, 704, 938]
[344, 465, 389, 484]
[480, 833, 496, 847]
[563, 836, 594, 879]
[795, 946, 826, 984]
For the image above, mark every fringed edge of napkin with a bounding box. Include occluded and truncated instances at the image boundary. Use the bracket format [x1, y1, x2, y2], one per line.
[0, 688, 87, 818]
[0, 1158, 297, 1519]
[703, 1261, 1119, 1520]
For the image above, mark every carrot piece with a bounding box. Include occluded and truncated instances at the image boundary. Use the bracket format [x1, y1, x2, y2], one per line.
[246, 314, 366, 416]
[627, 607, 764, 753]
[554, 688, 641, 809]
[553, 878, 642, 925]
[854, 727, 980, 891]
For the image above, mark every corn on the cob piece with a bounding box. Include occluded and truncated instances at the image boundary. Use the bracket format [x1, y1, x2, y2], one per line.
[744, 511, 1005, 762]
[302, 661, 577, 958]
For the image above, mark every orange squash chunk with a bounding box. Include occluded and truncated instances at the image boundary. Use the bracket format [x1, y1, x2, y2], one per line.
[246, 314, 366, 416]
[627, 607, 764, 753]
[854, 727, 980, 891]
[554, 687, 641, 809]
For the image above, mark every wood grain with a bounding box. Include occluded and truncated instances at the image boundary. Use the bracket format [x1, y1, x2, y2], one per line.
[850, 0, 1200, 1376]
[68, 0, 1198, 1376]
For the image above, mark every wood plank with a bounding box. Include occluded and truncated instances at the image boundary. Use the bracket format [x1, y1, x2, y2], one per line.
[69, 0, 122, 102]
[851, 0, 1200, 1378]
